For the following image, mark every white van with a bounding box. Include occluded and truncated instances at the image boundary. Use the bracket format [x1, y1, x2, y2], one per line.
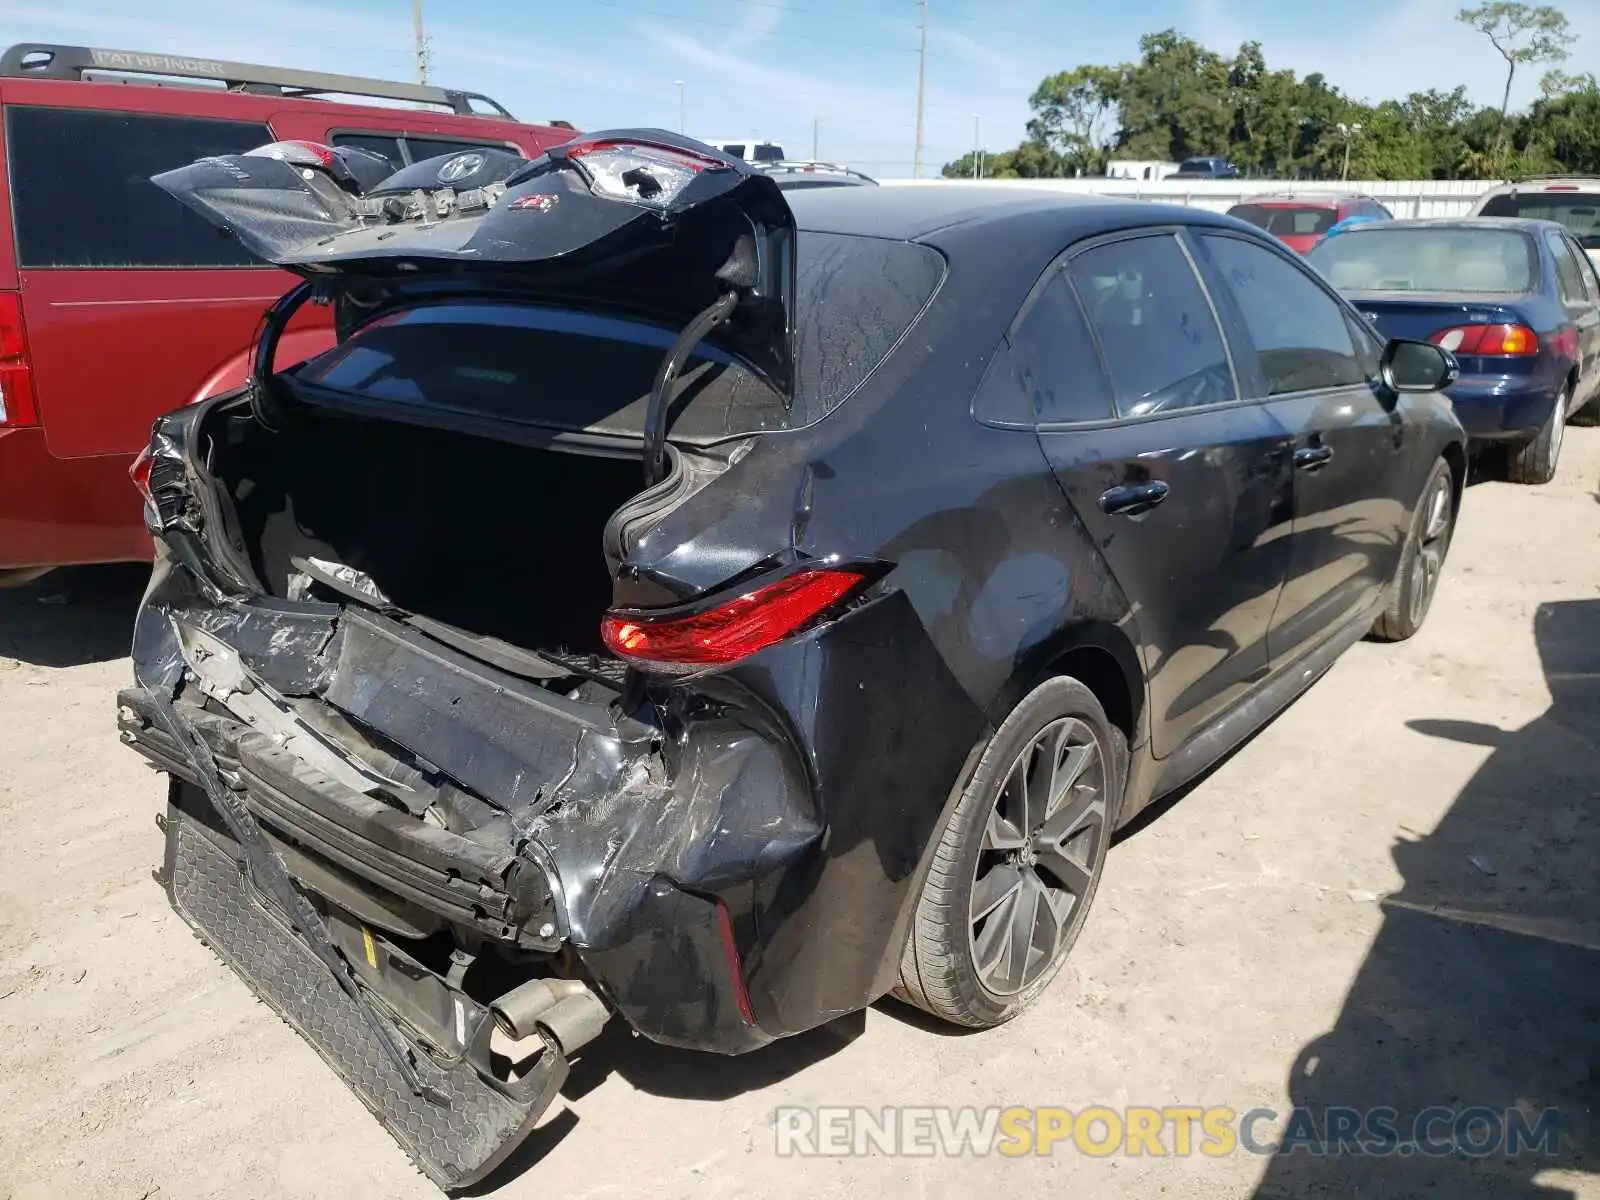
[1470, 176, 1600, 264]
[702, 137, 786, 164]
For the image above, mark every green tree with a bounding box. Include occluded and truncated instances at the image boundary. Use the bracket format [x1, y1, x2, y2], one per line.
[1026, 65, 1120, 173]
[1457, 2, 1573, 170]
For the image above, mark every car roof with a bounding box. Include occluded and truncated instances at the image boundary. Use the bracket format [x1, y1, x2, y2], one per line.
[1347, 216, 1553, 234]
[785, 184, 1188, 240]
[1234, 192, 1368, 206]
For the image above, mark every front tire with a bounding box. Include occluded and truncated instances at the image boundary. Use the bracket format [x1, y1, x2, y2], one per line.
[1506, 385, 1567, 484]
[1371, 457, 1456, 642]
[1569, 389, 1600, 427]
[894, 676, 1125, 1028]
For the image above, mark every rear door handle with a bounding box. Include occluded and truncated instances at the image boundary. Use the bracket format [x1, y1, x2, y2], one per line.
[1098, 480, 1170, 517]
[1293, 445, 1334, 471]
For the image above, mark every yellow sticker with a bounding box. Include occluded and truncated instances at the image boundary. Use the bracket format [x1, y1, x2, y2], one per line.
[361, 926, 378, 969]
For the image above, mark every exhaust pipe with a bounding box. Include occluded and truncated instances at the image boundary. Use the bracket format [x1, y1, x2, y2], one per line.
[490, 977, 611, 1055]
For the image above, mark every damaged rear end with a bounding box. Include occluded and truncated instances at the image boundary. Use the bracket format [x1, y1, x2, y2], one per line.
[117, 133, 866, 1189]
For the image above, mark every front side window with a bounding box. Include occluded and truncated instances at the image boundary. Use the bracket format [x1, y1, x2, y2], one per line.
[1066, 235, 1235, 418]
[1202, 235, 1364, 396]
[7, 107, 272, 268]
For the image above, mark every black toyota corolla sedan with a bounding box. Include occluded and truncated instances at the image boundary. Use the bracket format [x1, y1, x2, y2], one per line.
[118, 134, 1465, 1187]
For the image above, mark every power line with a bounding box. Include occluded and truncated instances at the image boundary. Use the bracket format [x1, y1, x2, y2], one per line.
[914, 0, 928, 177]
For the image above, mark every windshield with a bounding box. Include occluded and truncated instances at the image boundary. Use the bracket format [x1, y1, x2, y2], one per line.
[293, 231, 946, 441]
[1228, 204, 1337, 237]
[1478, 191, 1600, 249]
[1178, 158, 1216, 172]
[752, 143, 786, 162]
[1308, 227, 1538, 293]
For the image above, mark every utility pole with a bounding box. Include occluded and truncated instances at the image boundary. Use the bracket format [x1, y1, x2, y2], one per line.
[813, 115, 819, 161]
[675, 80, 685, 133]
[412, 0, 429, 84]
[913, 0, 927, 178]
[1337, 122, 1363, 182]
[971, 113, 979, 179]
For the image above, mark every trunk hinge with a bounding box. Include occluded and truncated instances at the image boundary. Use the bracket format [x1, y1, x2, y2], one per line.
[641, 290, 739, 487]
[247, 279, 319, 429]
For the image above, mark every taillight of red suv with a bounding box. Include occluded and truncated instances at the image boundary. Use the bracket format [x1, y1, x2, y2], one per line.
[0, 293, 38, 427]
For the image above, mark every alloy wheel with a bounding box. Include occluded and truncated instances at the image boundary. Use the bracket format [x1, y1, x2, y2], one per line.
[968, 717, 1107, 997]
[1408, 471, 1454, 629]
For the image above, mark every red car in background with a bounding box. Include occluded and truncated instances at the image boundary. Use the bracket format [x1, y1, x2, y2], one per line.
[0, 43, 578, 584]
[1225, 192, 1394, 254]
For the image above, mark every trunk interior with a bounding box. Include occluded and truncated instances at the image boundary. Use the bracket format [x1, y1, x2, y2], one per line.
[205, 404, 647, 655]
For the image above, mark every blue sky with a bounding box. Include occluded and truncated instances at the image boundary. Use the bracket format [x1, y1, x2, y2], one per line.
[3, 0, 1595, 176]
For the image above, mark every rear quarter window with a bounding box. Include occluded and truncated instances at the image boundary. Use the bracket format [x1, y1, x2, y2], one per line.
[295, 232, 945, 440]
[6, 107, 273, 268]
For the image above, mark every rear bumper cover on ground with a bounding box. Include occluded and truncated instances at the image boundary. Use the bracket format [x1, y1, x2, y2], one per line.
[160, 793, 567, 1191]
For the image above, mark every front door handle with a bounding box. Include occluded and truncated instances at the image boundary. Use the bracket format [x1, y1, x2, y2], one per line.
[1293, 445, 1334, 472]
[1099, 480, 1170, 517]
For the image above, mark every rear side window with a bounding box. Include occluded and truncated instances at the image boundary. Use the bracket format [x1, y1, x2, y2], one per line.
[1201, 235, 1363, 396]
[1009, 272, 1114, 424]
[720, 143, 747, 159]
[1066, 235, 1234, 418]
[331, 133, 404, 172]
[294, 231, 945, 439]
[6, 107, 272, 268]
[332, 134, 515, 173]
[1545, 231, 1586, 302]
[404, 136, 515, 163]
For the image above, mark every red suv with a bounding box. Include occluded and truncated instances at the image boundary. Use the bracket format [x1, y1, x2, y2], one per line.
[0, 43, 578, 584]
[1225, 193, 1394, 254]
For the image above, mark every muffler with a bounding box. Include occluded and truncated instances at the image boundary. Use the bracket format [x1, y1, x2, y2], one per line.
[490, 977, 611, 1055]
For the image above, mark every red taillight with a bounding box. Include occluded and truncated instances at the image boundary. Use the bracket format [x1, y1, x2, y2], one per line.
[244, 139, 337, 169]
[0, 292, 38, 427]
[600, 567, 868, 666]
[557, 137, 721, 172]
[1429, 323, 1539, 356]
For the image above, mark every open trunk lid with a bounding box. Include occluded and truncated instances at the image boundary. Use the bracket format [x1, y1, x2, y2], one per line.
[152, 131, 797, 397]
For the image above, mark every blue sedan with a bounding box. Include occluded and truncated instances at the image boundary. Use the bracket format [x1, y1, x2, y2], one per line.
[1309, 217, 1600, 483]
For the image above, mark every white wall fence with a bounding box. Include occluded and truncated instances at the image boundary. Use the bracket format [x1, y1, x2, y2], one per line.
[878, 177, 1488, 218]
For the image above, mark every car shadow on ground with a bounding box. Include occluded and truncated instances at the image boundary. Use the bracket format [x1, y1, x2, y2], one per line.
[1251, 598, 1600, 1199]
[0, 564, 148, 667]
[467, 1010, 868, 1191]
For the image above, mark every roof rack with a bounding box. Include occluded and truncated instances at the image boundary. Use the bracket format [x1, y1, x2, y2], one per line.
[0, 43, 515, 119]
[757, 160, 876, 181]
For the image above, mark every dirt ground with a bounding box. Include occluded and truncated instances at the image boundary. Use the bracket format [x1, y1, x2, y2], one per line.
[1, 434, 1596, 1200]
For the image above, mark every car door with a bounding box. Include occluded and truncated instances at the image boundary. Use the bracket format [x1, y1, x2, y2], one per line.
[1025, 230, 1296, 759]
[1548, 230, 1600, 408]
[1192, 230, 1412, 666]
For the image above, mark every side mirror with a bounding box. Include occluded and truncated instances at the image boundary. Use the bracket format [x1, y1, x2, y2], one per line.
[1380, 338, 1459, 394]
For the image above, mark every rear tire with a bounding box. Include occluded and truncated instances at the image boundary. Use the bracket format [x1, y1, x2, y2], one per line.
[1506, 386, 1567, 484]
[894, 676, 1125, 1028]
[1371, 457, 1456, 642]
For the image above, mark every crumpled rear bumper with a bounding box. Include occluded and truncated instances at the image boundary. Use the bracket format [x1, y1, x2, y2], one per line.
[159, 791, 567, 1191]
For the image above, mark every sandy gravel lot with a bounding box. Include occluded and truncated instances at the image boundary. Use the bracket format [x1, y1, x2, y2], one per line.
[1, 434, 1596, 1200]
